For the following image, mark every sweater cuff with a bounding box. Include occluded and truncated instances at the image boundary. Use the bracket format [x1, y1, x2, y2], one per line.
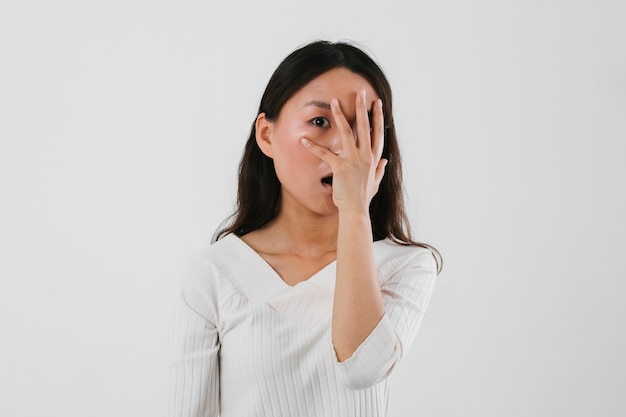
[333, 314, 401, 390]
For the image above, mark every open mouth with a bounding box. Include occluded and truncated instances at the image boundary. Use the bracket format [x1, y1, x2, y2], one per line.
[321, 175, 333, 186]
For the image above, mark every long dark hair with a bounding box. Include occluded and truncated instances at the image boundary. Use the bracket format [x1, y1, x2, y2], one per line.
[214, 40, 441, 273]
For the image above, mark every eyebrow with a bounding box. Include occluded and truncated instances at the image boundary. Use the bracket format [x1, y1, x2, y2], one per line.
[304, 100, 331, 110]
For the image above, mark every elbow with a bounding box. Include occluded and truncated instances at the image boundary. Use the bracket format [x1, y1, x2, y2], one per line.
[335, 342, 402, 390]
[333, 313, 405, 389]
[341, 369, 392, 390]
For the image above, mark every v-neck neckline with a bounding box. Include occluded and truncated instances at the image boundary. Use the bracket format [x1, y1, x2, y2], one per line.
[228, 234, 337, 290]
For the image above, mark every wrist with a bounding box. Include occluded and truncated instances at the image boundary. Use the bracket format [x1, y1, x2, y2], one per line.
[337, 208, 372, 232]
[337, 205, 370, 219]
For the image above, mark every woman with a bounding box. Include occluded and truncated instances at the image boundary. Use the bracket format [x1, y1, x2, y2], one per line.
[168, 40, 442, 417]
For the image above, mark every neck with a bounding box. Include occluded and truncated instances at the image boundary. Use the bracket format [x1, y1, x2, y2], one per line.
[263, 206, 339, 258]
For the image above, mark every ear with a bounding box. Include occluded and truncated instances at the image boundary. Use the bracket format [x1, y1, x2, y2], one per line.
[255, 113, 274, 159]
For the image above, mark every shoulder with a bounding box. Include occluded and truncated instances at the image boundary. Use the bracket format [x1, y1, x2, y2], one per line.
[182, 234, 233, 276]
[177, 234, 243, 304]
[373, 239, 439, 281]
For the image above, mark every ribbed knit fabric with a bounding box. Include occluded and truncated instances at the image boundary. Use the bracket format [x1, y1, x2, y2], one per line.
[168, 234, 437, 417]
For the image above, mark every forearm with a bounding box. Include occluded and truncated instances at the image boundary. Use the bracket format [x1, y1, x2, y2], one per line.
[331, 209, 385, 362]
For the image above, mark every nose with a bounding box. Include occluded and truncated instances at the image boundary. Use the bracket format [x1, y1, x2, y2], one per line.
[328, 133, 342, 155]
[327, 125, 359, 155]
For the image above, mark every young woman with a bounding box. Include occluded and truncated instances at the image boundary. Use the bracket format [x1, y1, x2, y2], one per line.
[168, 40, 442, 417]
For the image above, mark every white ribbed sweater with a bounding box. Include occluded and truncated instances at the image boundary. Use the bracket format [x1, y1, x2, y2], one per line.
[168, 234, 437, 417]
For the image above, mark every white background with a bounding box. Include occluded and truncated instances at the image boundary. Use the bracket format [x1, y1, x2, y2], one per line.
[1, 1, 625, 416]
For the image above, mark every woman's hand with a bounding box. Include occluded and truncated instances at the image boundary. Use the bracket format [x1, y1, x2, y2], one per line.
[300, 90, 388, 213]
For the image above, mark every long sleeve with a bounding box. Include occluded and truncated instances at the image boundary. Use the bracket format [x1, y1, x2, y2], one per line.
[333, 246, 438, 389]
[167, 257, 221, 417]
[166, 235, 438, 416]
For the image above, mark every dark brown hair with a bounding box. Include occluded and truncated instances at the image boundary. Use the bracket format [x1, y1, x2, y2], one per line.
[214, 40, 441, 273]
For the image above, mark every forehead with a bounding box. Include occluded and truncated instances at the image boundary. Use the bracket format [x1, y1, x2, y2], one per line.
[287, 67, 379, 107]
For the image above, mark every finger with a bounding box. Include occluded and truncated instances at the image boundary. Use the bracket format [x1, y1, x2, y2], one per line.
[371, 98, 384, 161]
[355, 89, 372, 154]
[330, 98, 357, 155]
[300, 137, 339, 166]
[374, 158, 388, 188]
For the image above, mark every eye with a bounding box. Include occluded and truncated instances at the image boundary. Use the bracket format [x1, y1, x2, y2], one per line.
[311, 117, 330, 128]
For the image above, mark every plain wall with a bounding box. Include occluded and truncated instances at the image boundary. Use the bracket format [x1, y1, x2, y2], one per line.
[1, 0, 624, 416]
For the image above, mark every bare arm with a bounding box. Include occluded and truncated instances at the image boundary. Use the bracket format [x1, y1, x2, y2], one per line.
[333, 209, 384, 361]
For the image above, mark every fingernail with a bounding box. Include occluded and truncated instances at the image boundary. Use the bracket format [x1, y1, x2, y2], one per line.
[300, 137, 311, 147]
[362, 89, 367, 104]
[331, 98, 339, 108]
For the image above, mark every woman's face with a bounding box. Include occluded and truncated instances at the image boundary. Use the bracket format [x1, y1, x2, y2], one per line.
[256, 67, 380, 217]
